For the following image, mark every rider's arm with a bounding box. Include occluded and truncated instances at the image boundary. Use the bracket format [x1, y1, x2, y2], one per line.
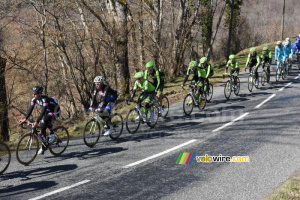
[25, 98, 36, 120]
[90, 89, 98, 108]
[144, 70, 148, 80]
[182, 67, 191, 85]
[255, 55, 260, 67]
[225, 61, 230, 74]
[36, 97, 49, 123]
[275, 47, 278, 60]
[155, 69, 161, 91]
[245, 54, 250, 67]
[205, 64, 211, 79]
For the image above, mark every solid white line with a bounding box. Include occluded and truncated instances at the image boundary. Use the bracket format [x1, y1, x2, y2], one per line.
[212, 113, 249, 133]
[255, 94, 276, 109]
[29, 180, 91, 200]
[279, 82, 292, 91]
[123, 139, 197, 168]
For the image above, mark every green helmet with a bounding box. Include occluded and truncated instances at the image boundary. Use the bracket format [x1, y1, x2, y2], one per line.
[263, 46, 268, 51]
[189, 61, 197, 68]
[145, 61, 154, 68]
[250, 47, 256, 53]
[229, 54, 235, 59]
[200, 57, 207, 64]
[134, 72, 144, 79]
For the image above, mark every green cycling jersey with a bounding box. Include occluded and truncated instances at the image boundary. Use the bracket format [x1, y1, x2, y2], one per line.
[245, 53, 260, 67]
[226, 60, 239, 72]
[133, 78, 156, 92]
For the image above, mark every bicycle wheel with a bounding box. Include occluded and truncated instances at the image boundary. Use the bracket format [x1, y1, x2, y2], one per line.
[282, 68, 287, 79]
[261, 71, 267, 86]
[183, 94, 194, 115]
[160, 95, 169, 119]
[146, 104, 159, 128]
[0, 143, 11, 175]
[198, 92, 206, 110]
[248, 75, 254, 92]
[275, 68, 280, 82]
[16, 133, 39, 166]
[224, 80, 232, 99]
[234, 77, 240, 96]
[206, 84, 213, 103]
[83, 119, 101, 148]
[109, 113, 123, 140]
[126, 108, 141, 134]
[49, 126, 69, 156]
[254, 75, 259, 89]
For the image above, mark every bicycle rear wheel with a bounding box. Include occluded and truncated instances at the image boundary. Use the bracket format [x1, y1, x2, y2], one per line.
[146, 105, 159, 128]
[248, 75, 254, 92]
[0, 143, 11, 174]
[275, 68, 280, 82]
[126, 108, 141, 134]
[206, 84, 213, 103]
[198, 92, 206, 110]
[224, 80, 232, 99]
[16, 133, 39, 166]
[49, 126, 69, 156]
[83, 119, 101, 148]
[261, 71, 267, 86]
[160, 95, 169, 119]
[109, 113, 123, 140]
[183, 94, 194, 115]
[282, 68, 287, 79]
[234, 77, 240, 96]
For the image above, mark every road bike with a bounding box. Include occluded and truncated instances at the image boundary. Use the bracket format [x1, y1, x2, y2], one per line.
[0, 142, 11, 175]
[182, 83, 206, 116]
[203, 81, 213, 103]
[125, 98, 159, 134]
[261, 62, 270, 86]
[275, 60, 287, 82]
[247, 66, 259, 92]
[16, 122, 69, 165]
[223, 73, 240, 100]
[83, 101, 123, 147]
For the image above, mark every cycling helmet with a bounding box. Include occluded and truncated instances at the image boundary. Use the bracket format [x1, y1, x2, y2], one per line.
[32, 86, 43, 94]
[189, 61, 197, 68]
[134, 72, 144, 79]
[94, 76, 105, 84]
[145, 61, 154, 68]
[263, 46, 268, 51]
[250, 47, 256, 53]
[229, 54, 235, 59]
[276, 41, 281, 45]
[284, 41, 289, 46]
[286, 37, 290, 42]
[200, 57, 207, 64]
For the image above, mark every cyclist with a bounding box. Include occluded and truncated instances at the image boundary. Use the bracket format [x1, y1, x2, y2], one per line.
[199, 57, 214, 92]
[144, 61, 165, 115]
[245, 47, 260, 86]
[129, 72, 156, 122]
[19, 86, 60, 155]
[283, 41, 293, 71]
[260, 46, 272, 82]
[88, 76, 118, 136]
[181, 61, 199, 87]
[225, 54, 239, 90]
[275, 41, 286, 77]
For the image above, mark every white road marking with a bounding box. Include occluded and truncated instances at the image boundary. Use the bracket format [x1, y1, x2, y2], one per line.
[294, 76, 298, 79]
[123, 139, 197, 168]
[212, 113, 249, 133]
[279, 82, 292, 91]
[255, 94, 276, 109]
[29, 180, 91, 200]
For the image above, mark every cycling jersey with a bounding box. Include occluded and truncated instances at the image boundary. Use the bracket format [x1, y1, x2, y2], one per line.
[144, 68, 164, 92]
[245, 52, 260, 67]
[260, 50, 272, 63]
[182, 65, 200, 85]
[90, 84, 117, 108]
[133, 79, 156, 92]
[226, 60, 239, 71]
[275, 46, 285, 61]
[202, 63, 214, 79]
[283, 45, 293, 60]
[25, 95, 60, 123]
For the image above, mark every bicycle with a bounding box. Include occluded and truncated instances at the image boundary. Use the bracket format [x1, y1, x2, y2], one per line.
[16, 122, 69, 166]
[203, 81, 213, 103]
[153, 93, 169, 119]
[83, 101, 123, 147]
[223, 73, 240, 100]
[182, 83, 206, 116]
[275, 60, 287, 82]
[125, 99, 159, 134]
[0, 142, 11, 175]
[261, 62, 271, 86]
[246, 66, 259, 92]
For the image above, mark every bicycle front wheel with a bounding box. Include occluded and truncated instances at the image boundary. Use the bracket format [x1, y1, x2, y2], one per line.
[234, 77, 240, 96]
[49, 126, 69, 156]
[16, 133, 39, 166]
[282, 68, 287, 79]
[224, 80, 232, 99]
[126, 108, 141, 134]
[248, 75, 254, 92]
[206, 84, 213, 103]
[160, 95, 169, 119]
[146, 105, 159, 128]
[198, 93, 206, 110]
[275, 68, 280, 82]
[109, 113, 123, 140]
[183, 94, 194, 115]
[261, 71, 267, 86]
[83, 119, 101, 148]
[0, 143, 11, 174]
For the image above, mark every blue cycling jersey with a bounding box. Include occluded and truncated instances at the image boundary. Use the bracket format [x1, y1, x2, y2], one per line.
[275, 46, 285, 61]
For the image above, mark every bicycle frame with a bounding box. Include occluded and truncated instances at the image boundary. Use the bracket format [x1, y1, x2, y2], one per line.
[23, 122, 48, 148]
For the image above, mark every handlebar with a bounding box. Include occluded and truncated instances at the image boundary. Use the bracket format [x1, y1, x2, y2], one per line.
[19, 121, 42, 129]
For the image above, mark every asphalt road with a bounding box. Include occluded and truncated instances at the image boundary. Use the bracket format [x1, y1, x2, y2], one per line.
[1, 62, 300, 200]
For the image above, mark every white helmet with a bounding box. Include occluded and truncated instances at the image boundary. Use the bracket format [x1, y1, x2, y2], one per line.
[286, 37, 290, 42]
[94, 76, 105, 83]
[284, 41, 289, 46]
[276, 41, 281, 45]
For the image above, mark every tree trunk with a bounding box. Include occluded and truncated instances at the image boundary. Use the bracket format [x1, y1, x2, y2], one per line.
[0, 57, 9, 141]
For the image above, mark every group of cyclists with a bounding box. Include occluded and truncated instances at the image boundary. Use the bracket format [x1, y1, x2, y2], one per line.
[18, 36, 300, 155]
